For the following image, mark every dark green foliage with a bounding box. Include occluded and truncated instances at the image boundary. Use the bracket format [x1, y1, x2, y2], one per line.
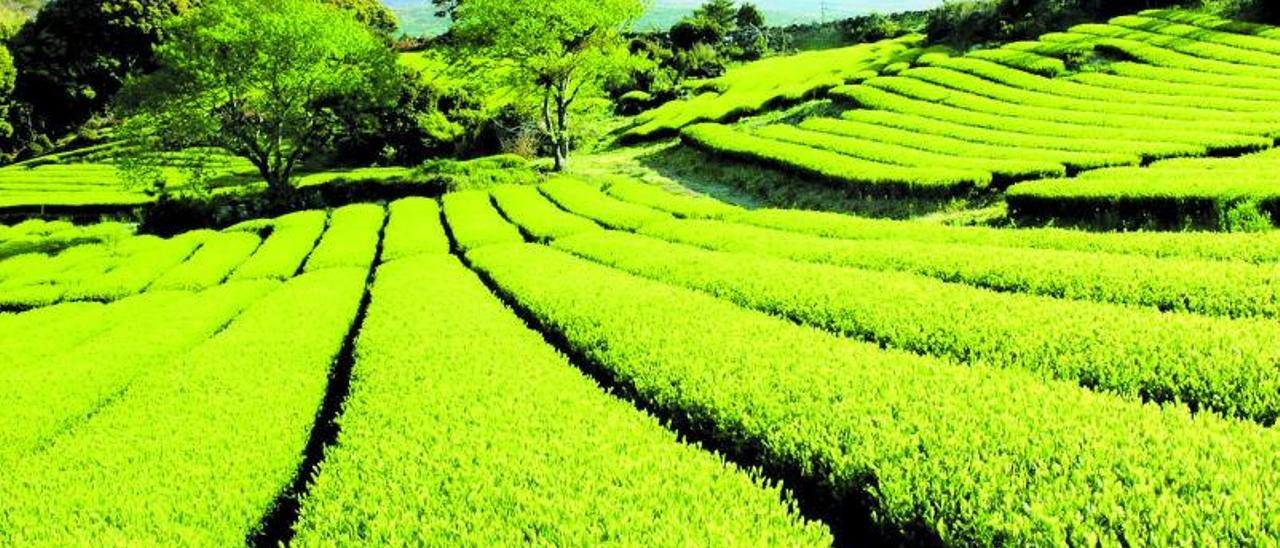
[925, 0, 1204, 47]
[322, 0, 399, 36]
[925, 1, 1280, 48]
[117, 0, 399, 191]
[0, 44, 13, 143]
[6, 0, 190, 151]
[331, 68, 469, 166]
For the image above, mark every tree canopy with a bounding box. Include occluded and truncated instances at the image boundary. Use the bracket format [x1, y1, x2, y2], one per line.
[322, 0, 400, 37]
[118, 0, 398, 192]
[452, 0, 645, 170]
[0, 45, 14, 141]
[7, 0, 192, 141]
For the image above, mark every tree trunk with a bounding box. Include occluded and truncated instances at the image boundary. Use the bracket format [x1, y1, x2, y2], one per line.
[553, 142, 567, 171]
[552, 92, 571, 172]
[256, 162, 291, 198]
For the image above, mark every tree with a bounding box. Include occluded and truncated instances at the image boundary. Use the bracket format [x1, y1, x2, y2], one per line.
[117, 0, 398, 192]
[323, 0, 400, 37]
[693, 0, 737, 34]
[736, 3, 764, 29]
[452, 0, 644, 170]
[0, 45, 14, 142]
[431, 0, 462, 20]
[7, 0, 192, 142]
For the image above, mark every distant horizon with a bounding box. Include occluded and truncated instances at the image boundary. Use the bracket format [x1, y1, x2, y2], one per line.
[383, 0, 948, 37]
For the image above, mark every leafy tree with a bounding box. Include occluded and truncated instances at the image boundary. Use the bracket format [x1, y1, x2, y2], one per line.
[323, 0, 400, 37]
[735, 2, 764, 29]
[117, 0, 398, 192]
[732, 3, 767, 59]
[0, 44, 14, 142]
[693, 0, 738, 34]
[7, 0, 192, 141]
[452, 0, 645, 170]
[431, 0, 462, 20]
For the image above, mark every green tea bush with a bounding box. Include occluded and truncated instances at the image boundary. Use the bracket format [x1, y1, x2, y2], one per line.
[1077, 65, 1280, 102]
[919, 53, 1280, 112]
[380, 197, 450, 261]
[730, 206, 1280, 263]
[626, 37, 922, 141]
[554, 229, 1280, 425]
[858, 76, 1273, 151]
[640, 218, 1280, 319]
[148, 231, 263, 291]
[440, 190, 524, 251]
[1008, 167, 1280, 230]
[0, 268, 365, 544]
[490, 184, 601, 242]
[302, 204, 386, 273]
[292, 255, 830, 545]
[0, 282, 276, 465]
[755, 124, 1065, 183]
[469, 242, 1280, 546]
[229, 210, 328, 281]
[600, 175, 741, 220]
[680, 123, 991, 196]
[833, 86, 1208, 160]
[801, 117, 1134, 171]
[539, 177, 674, 230]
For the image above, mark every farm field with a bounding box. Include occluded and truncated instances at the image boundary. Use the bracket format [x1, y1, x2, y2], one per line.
[671, 9, 1280, 229]
[2, 171, 1280, 544]
[4, 1, 1280, 546]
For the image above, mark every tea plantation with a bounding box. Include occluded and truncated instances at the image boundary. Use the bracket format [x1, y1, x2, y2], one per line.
[2, 4, 1280, 546]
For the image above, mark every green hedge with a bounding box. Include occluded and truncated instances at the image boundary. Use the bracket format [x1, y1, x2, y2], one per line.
[833, 86, 1207, 160]
[554, 229, 1280, 425]
[802, 117, 1133, 171]
[0, 269, 365, 544]
[468, 242, 1280, 546]
[638, 218, 1280, 319]
[380, 197, 450, 262]
[680, 123, 991, 197]
[229, 210, 328, 281]
[302, 204, 386, 273]
[755, 124, 1064, 184]
[490, 184, 601, 242]
[439, 190, 524, 252]
[292, 255, 830, 545]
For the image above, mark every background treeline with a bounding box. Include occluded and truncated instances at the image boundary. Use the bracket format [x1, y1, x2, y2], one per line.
[0, 0, 408, 164]
[922, 0, 1278, 47]
[2, 0, 1278, 169]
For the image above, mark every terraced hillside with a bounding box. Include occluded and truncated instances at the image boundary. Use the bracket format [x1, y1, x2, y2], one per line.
[3, 174, 1280, 544]
[0, 142, 427, 218]
[624, 35, 928, 141]
[0, 143, 258, 214]
[668, 9, 1280, 227]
